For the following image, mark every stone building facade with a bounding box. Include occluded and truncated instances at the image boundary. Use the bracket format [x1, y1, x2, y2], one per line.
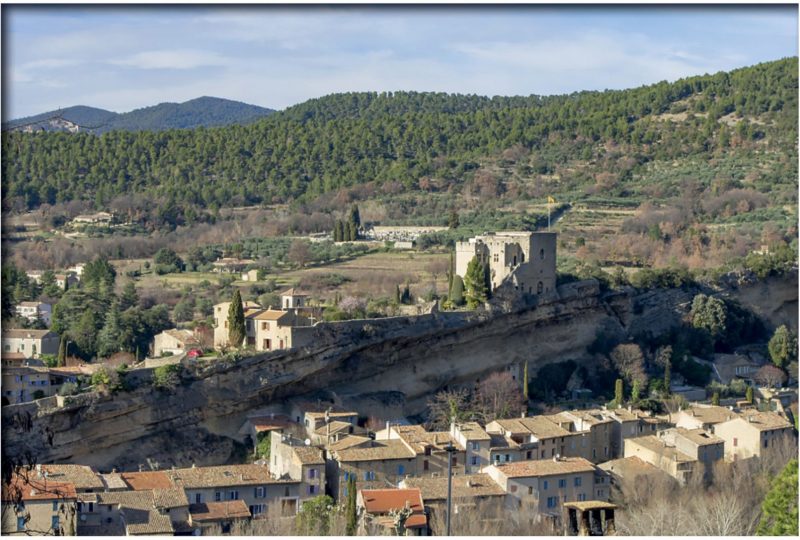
[455, 231, 557, 296]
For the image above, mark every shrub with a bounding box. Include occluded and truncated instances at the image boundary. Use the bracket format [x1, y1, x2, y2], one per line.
[58, 382, 79, 396]
[153, 364, 182, 390]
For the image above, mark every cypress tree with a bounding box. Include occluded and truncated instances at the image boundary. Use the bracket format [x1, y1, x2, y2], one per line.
[345, 474, 358, 535]
[227, 289, 246, 348]
[664, 359, 671, 395]
[334, 221, 342, 242]
[395, 284, 401, 304]
[614, 378, 624, 407]
[349, 204, 361, 229]
[448, 250, 455, 293]
[523, 361, 529, 400]
[712, 392, 720, 406]
[57, 338, 67, 367]
[746, 385, 754, 404]
[348, 220, 357, 241]
[449, 275, 465, 306]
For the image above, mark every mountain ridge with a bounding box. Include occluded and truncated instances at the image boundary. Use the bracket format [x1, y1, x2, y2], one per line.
[4, 96, 274, 133]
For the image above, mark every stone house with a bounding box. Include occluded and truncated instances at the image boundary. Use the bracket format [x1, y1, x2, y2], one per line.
[713, 410, 795, 462]
[357, 488, 428, 536]
[94, 489, 184, 535]
[658, 428, 724, 471]
[399, 473, 507, 533]
[212, 302, 313, 351]
[1, 473, 78, 536]
[301, 407, 359, 440]
[15, 301, 52, 326]
[450, 422, 492, 473]
[269, 432, 327, 499]
[241, 269, 260, 282]
[2, 329, 60, 359]
[187, 500, 251, 535]
[673, 404, 739, 432]
[152, 328, 202, 357]
[54, 273, 79, 290]
[375, 424, 467, 477]
[597, 456, 678, 489]
[600, 408, 666, 458]
[2, 366, 53, 404]
[623, 436, 697, 485]
[483, 457, 603, 521]
[166, 464, 301, 520]
[455, 231, 557, 295]
[326, 436, 418, 502]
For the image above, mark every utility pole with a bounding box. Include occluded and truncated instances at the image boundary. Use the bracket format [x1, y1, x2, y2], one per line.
[445, 441, 456, 536]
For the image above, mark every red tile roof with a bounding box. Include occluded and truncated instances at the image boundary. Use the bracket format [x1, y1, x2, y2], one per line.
[360, 488, 424, 515]
[120, 471, 174, 491]
[2, 474, 77, 502]
[189, 500, 251, 522]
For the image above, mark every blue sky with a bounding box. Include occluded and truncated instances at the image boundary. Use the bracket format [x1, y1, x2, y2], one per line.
[3, 5, 797, 119]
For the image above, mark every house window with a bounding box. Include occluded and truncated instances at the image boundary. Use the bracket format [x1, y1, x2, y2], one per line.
[195, 493, 202, 504]
[17, 517, 26, 532]
[308, 469, 316, 479]
[733, 438, 738, 447]
[510, 485, 517, 493]
[398, 465, 405, 475]
[526, 451, 532, 459]
[764, 439, 769, 448]
[471, 442, 480, 451]
[504, 454, 510, 462]
[284, 487, 290, 497]
[494, 455, 500, 463]
[229, 490, 239, 500]
[423, 460, 429, 471]
[574, 477, 582, 487]
[279, 339, 284, 348]
[540, 248, 545, 260]
[52, 500, 58, 511]
[250, 504, 266, 515]
[592, 449, 596, 459]
[578, 493, 586, 502]
[452, 457, 457, 466]
[541, 450, 545, 458]
[262, 322, 269, 330]
[528, 486, 533, 495]
[215, 491, 222, 502]
[546, 496, 557, 509]
[471, 456, 479, 466]
[255, 487, 266, 498]
[263, 339, 270, 349]
[537, 282, 544, 294]
[51, 516, 59, 531]
[543, 480, 549, 490]
[558, 479, 567, 488]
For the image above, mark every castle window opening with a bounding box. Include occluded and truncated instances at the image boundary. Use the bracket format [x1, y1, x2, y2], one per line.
[537, 282, 543, 294]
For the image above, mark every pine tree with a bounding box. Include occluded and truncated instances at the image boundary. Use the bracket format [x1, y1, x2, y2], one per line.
[746, 385, 754, 404]
[345, 474, 358, 535]
[756, 459, 798, 536]
[464, 256, 489, 309]
[768, 325, 797, 368]
[120, 282, 139, 310]
[614, 379, 624, 407]
[96, 302, 122, 358]
[227, 290, 246, 348]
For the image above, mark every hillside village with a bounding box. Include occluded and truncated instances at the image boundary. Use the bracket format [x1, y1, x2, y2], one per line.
[2, 228, 797, 536]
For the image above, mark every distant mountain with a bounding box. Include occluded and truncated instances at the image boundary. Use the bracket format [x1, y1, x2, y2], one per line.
[4, 97, 274, 133]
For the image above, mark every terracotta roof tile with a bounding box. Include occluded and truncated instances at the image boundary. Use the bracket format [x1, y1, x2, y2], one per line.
[334, 439, 416, 462]
[2, 474, 77, 502]
[360, 488, 424, 515]
[120, 471, 174, 491]
[492, 457, 595, 478]
[189, 501, 251, 522]
[167, 464, 295, 489]
[733, 410, 793, 430]
[153, 487, 189, 508]
[401, 474, 505, 502]
[293, 446, 326, 465]
[41, 464, 104, 491]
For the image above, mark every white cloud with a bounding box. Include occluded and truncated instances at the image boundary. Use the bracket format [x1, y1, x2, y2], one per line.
[110, 49, 232, 70]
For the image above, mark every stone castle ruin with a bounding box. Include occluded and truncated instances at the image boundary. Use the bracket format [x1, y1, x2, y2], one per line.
[455, 231, 557, 296]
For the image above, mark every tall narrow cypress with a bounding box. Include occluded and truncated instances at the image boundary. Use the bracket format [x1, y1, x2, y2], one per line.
[227, 289, 246, 348]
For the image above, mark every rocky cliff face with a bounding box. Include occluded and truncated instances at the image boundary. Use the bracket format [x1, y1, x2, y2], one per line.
[3, 274, 795, 472]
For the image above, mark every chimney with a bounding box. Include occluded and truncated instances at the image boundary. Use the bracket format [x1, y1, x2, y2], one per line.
[138, 464, 144, 472]
[553, 455, 559, 463]
[521, 411, 526, 418]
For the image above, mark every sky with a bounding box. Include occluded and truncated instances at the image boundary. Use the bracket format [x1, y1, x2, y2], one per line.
[3, 4, 798, 119]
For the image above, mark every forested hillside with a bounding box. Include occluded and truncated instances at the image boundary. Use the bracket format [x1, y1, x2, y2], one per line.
[2, 57, 796, 213]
